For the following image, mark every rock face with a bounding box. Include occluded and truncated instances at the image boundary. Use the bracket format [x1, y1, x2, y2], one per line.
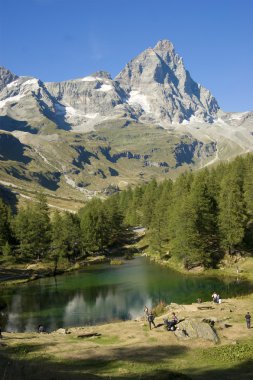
[175, 318, 219, 343]
[0, 40, 253, 200]
[116, 40, 219, 124]
[0, 67, 18, 92]
[0, 40, 220, 132]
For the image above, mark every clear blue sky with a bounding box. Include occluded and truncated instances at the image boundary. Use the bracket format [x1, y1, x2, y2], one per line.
[1, 0, 252, 112]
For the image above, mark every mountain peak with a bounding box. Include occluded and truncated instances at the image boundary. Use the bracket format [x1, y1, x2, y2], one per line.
[91, 71, 112, 80]
[154, 39, 175, 52]
[0, 67, 18, 91]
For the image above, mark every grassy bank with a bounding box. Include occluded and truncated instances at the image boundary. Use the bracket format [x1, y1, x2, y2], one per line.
[1, 229, 253, 379]
[0, 255, 109, 286]
[1, 297, 253, 380]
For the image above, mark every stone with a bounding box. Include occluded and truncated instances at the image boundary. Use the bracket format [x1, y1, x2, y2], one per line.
[56, 328, 69, 334]
[174, 318, 219, 343]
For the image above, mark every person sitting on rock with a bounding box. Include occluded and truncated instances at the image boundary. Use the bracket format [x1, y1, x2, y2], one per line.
[167, 312, 178, 331]
[212, 292, 218, 303]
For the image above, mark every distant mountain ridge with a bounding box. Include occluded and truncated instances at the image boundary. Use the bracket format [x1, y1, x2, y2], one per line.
[0, 40, 253, 209]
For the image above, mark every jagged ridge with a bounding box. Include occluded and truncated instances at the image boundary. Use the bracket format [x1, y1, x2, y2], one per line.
[0, 40, 220, 131]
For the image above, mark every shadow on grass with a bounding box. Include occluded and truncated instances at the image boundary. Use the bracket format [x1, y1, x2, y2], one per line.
[1, 341, 253, 380]
[187, 359, 253, 380]
[0, 342, 190, 380]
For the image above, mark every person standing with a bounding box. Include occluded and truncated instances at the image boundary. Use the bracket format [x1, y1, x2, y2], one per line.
[144, 306, 149, 320]
[147, 310, 156, 330]
[245, 312, 251, 329]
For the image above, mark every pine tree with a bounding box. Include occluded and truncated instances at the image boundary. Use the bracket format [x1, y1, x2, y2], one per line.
[126, 186, 143, 226]
[148, 180, 172, 254]
[79, 199, 110, 253]
[0, 199, 13, 255]
[14, 193, 51, 260]
[218, 172, 246, 254]
[243, 155, 253, 216]
[50, 211, 81, 272]
[242, 155, 253, 248]
[189, 170, 219, 266]
[141, 179, 158, 227]
[104, 195, 124, 245]
[169, 194, 204, 268]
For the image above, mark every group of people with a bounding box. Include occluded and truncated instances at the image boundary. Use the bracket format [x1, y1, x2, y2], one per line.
[144, 294, 252, 331]
[163, 312, 178, 331]
[144, 306, 178, 331]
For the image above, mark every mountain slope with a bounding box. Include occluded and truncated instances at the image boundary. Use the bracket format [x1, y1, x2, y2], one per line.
[0, 40, 252, 208]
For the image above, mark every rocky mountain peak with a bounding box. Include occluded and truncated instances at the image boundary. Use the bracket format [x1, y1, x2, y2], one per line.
[0, 67, 18, 91]
[114, 41, 219, 124]
[154, 39, 175, 53]
[154, 39, 182, 69]
[0, 40, 220, 130]
[90, 71, 112, 80]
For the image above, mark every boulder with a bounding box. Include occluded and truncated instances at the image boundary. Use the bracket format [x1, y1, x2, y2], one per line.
[56, 328, 69, 334]
[175, 318, 219, 343]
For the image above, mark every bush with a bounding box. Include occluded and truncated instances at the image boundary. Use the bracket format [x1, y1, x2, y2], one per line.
[152, 301, 167, 317]
[110, 259, 123, 265]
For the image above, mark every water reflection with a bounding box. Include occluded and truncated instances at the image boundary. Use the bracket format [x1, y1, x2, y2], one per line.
[1, 257, 252, 332]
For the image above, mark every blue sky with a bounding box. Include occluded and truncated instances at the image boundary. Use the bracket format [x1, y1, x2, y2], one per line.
[0, 0, 252, 112]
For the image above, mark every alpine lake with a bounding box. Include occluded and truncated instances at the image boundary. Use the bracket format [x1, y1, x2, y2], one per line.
[1, 256, 252, 332]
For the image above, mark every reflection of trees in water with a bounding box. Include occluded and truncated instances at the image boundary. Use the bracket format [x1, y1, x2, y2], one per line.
[2, 258, 253, 332]
[149, 275, 253, 305]
[63, 285, 150, 327]
[2, 279, 150, 331]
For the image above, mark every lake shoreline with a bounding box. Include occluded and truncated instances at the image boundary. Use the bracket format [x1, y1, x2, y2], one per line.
[144, 251, 253, 284]
[1, 296, 253, 380]
[1, 253, 253, 289]
[0, 255, 110, 286]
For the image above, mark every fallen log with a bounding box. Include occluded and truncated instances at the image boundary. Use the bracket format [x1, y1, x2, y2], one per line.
[77, 333, 101, 338]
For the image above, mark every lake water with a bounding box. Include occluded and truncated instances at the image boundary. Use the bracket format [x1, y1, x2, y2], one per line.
[1, 257, 252, 332]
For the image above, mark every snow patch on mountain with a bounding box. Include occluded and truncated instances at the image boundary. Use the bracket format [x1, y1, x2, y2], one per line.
[127, 90, 151, 113]
[85, 113, 99, 119]
[96, 83, 113, 92]
[6, 80, 20, 88]
[0, 94, 25, 108]
[80, 76, 101, 82]
[229, 112, 249, 120]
